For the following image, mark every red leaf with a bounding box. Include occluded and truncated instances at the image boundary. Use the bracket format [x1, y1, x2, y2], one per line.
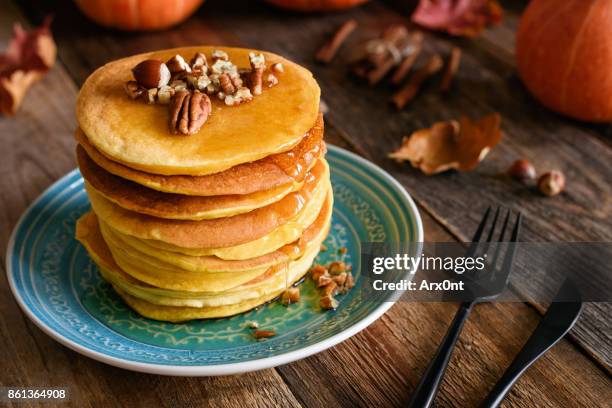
[411, 0, 503, 38]
[0, 16, 56, 115]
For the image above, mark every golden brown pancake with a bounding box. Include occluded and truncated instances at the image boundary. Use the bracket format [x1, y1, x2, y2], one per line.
[111, 238, 322, 321]
[99, 191, 332, 274]
[77, 146, 304, 220]
[107, 179, 330, 260]
[74, 114, 324, 196]
[76, 211, 329, 319]
[86, 159, 330, 249]
[76, 46, 321, 176]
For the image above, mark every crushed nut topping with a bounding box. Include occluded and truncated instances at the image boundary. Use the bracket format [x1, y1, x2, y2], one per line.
[253, 329, 276, 340]
[281, 287, 301, 305]
[166, 55, 191, 75]
[125, 49, 280, 135]
[309, 257, 355, 311]
[211, 49, 229, 62]
[169, 90, 211, 135]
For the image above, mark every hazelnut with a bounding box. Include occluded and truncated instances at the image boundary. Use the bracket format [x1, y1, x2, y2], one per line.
[132, 59, 171, 89]
[166, 55, 191, 75]
[508, 159, 536, 181]
[538, 170, 566, 197]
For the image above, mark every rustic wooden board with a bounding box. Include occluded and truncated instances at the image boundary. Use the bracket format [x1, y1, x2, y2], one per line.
[2, 0, 610, 407]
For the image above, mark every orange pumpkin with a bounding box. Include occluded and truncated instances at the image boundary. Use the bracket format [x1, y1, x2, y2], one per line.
[516, 0, 612, 122]
[265, 0, 369, 12]
[74, 0, 204, 31]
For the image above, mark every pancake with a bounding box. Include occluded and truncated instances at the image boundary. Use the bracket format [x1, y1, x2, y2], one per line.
[99, 191, 332, 274]
[74, 114, 324, 196]
[87, 159, 330, 248]
[77, 146, 304, 220]
[77, 46, 321, 176]
[112, 241, 321, 321]
[105, 175, 330, 260]
[77, 211, 329, 316]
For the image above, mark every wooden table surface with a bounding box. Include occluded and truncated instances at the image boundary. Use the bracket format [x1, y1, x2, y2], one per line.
[1, 0, 610, 407]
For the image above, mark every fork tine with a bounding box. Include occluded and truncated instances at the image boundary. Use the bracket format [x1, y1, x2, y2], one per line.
[489, 210, 512, 274]
[466, 207, 492, 258]
[486, 207, 501, 243]
[498, 212, 522, 280]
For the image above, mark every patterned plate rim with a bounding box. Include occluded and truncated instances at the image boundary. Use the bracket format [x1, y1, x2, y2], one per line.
[6, 145, 424, 376]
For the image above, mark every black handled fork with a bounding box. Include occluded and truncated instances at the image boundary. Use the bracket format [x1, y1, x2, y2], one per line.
[408, 207, 522, 408]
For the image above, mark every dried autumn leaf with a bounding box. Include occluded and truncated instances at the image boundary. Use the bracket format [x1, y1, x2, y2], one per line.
[0, 17, 56, 116]
[411, 0, 503, 38]
[389, 113, 502, 175]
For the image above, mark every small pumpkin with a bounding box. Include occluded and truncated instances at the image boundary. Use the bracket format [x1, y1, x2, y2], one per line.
[516, 0, 612, 122]
[74, 0, 204, 31]
[265, 0, 369, 12]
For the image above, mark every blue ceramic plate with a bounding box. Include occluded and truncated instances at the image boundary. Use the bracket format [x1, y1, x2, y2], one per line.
[7, 146, 423, 376]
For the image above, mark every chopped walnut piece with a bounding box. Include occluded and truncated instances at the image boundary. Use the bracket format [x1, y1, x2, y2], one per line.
[244, 320, 259, 329]
[339, 247, 347, 255]
[345, 273, 355, 290]
[333, 272, 348, 286]
[169, 79, 188, 92]
[321, 281, 338, 297]
[248, 52, 266, 96]
[124, 81, 143, 99]
[266, 73, 279, 88]
[320, 296, 339, 310]
[281, 287, 300, 305]
[156, 85, 175, 104]
[271, 62, 284, 73]
[145, 88, 158, 104]
[328, 261, 347, 275]
[211, 49, 229, 62]
[190, 52, 207, 70]
[224, 87, 253, 106]
[166, 55, 191, 75]
[185, 73, 211, 91]
[310, 264, 328, 282]
[253, 329, 276, 339]
[320, 244, 328, 252]
[317, 273, 333, 287]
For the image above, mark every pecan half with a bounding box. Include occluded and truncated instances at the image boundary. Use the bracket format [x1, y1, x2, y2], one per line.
[169, 90, 211, 135]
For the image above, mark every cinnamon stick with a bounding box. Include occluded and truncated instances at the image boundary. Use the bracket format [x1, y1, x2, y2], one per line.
[391, 54, 444, 110]
[316, 20, 358, 64]
[439, 47, 462, 92]
[390, 31, 424, 85]
[366, 25, 410, 85]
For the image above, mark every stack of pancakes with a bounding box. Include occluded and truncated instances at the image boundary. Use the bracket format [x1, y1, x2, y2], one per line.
[74, 47, 329, 322]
